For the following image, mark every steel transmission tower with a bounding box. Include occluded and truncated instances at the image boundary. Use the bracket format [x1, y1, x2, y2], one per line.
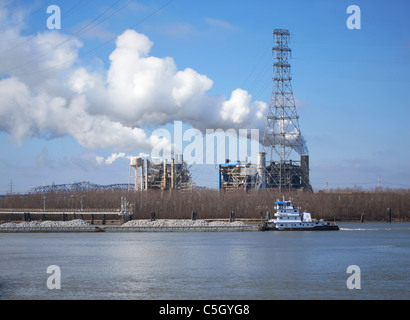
[263, 29, 310, 191]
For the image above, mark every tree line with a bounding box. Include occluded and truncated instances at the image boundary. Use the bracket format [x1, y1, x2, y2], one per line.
[1, 188, 409, 221]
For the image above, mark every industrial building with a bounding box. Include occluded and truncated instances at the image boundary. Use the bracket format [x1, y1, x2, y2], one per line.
[217, 29, 312, 192]
[128, 155, 194, 191]
[217, 153, 310, 192]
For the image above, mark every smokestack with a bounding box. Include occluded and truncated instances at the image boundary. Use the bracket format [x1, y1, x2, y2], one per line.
[301, 155, 310, 190]
[257, 152, 266, 188]
[144, 158, 148, 190]
[162, 159, 167, 190]
[171, 158, 175, 189]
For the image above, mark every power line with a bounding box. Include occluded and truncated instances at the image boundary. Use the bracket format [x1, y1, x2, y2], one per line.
[1, 0, 123, 75]
[2, 0, 174, 78]
[0, 0, 92, 56]
[239, 46, 271, 89]
[295, 72, 410, 84]
[0, 0, 53, 35]
[63, 0, 92, 18]
[190, 44, 273, 184]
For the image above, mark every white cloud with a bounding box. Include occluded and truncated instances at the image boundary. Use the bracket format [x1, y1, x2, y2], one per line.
[67, 68, 98, 94]
[0, 6, 267, 156]
[100, 29, 266, 132]
[221, 89, 266, 124]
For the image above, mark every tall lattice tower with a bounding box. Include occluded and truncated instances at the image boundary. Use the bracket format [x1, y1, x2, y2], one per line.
[263, 29, 310, 191]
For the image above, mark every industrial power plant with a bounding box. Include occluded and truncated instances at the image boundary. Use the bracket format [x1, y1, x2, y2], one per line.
[217, 29, 311, 192]
[27, 29, 310, 195]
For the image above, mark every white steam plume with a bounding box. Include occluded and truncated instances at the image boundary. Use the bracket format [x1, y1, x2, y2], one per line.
[0, 6, 266, 155]
[96, 152, 149, 166]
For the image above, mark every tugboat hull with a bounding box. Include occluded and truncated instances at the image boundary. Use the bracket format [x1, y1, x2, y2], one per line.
[260, 224, 339, 231]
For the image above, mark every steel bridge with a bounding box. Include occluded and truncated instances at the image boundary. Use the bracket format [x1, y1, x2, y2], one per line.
[27, 182, 133, 194]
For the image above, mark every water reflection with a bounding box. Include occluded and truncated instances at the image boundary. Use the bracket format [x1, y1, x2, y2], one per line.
[0, 224, 409, 300]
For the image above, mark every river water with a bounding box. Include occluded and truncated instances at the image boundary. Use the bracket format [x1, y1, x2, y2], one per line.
[0, 222, 408, 300]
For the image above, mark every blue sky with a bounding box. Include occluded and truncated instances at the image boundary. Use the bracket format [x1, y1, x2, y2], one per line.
[0, 0, 409, 193]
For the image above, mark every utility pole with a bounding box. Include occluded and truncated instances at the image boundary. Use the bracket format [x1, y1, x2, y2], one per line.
[9, 180, 14, 195]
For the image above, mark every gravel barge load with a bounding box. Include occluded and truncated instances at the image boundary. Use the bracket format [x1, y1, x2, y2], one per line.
[0, 219, 258, 232]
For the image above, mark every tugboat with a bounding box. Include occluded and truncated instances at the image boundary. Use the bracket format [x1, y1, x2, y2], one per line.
[260, 198, 339, 231]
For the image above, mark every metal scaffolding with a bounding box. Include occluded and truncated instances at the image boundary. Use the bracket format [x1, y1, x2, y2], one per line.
[128, 155, 194, 192]
[262, 29, 311, 191]
[217, 29, 311, 192]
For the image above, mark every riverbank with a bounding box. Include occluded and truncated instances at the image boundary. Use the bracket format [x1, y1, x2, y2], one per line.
[1, 189, 409, 222]
[0, 211, 406, 225]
